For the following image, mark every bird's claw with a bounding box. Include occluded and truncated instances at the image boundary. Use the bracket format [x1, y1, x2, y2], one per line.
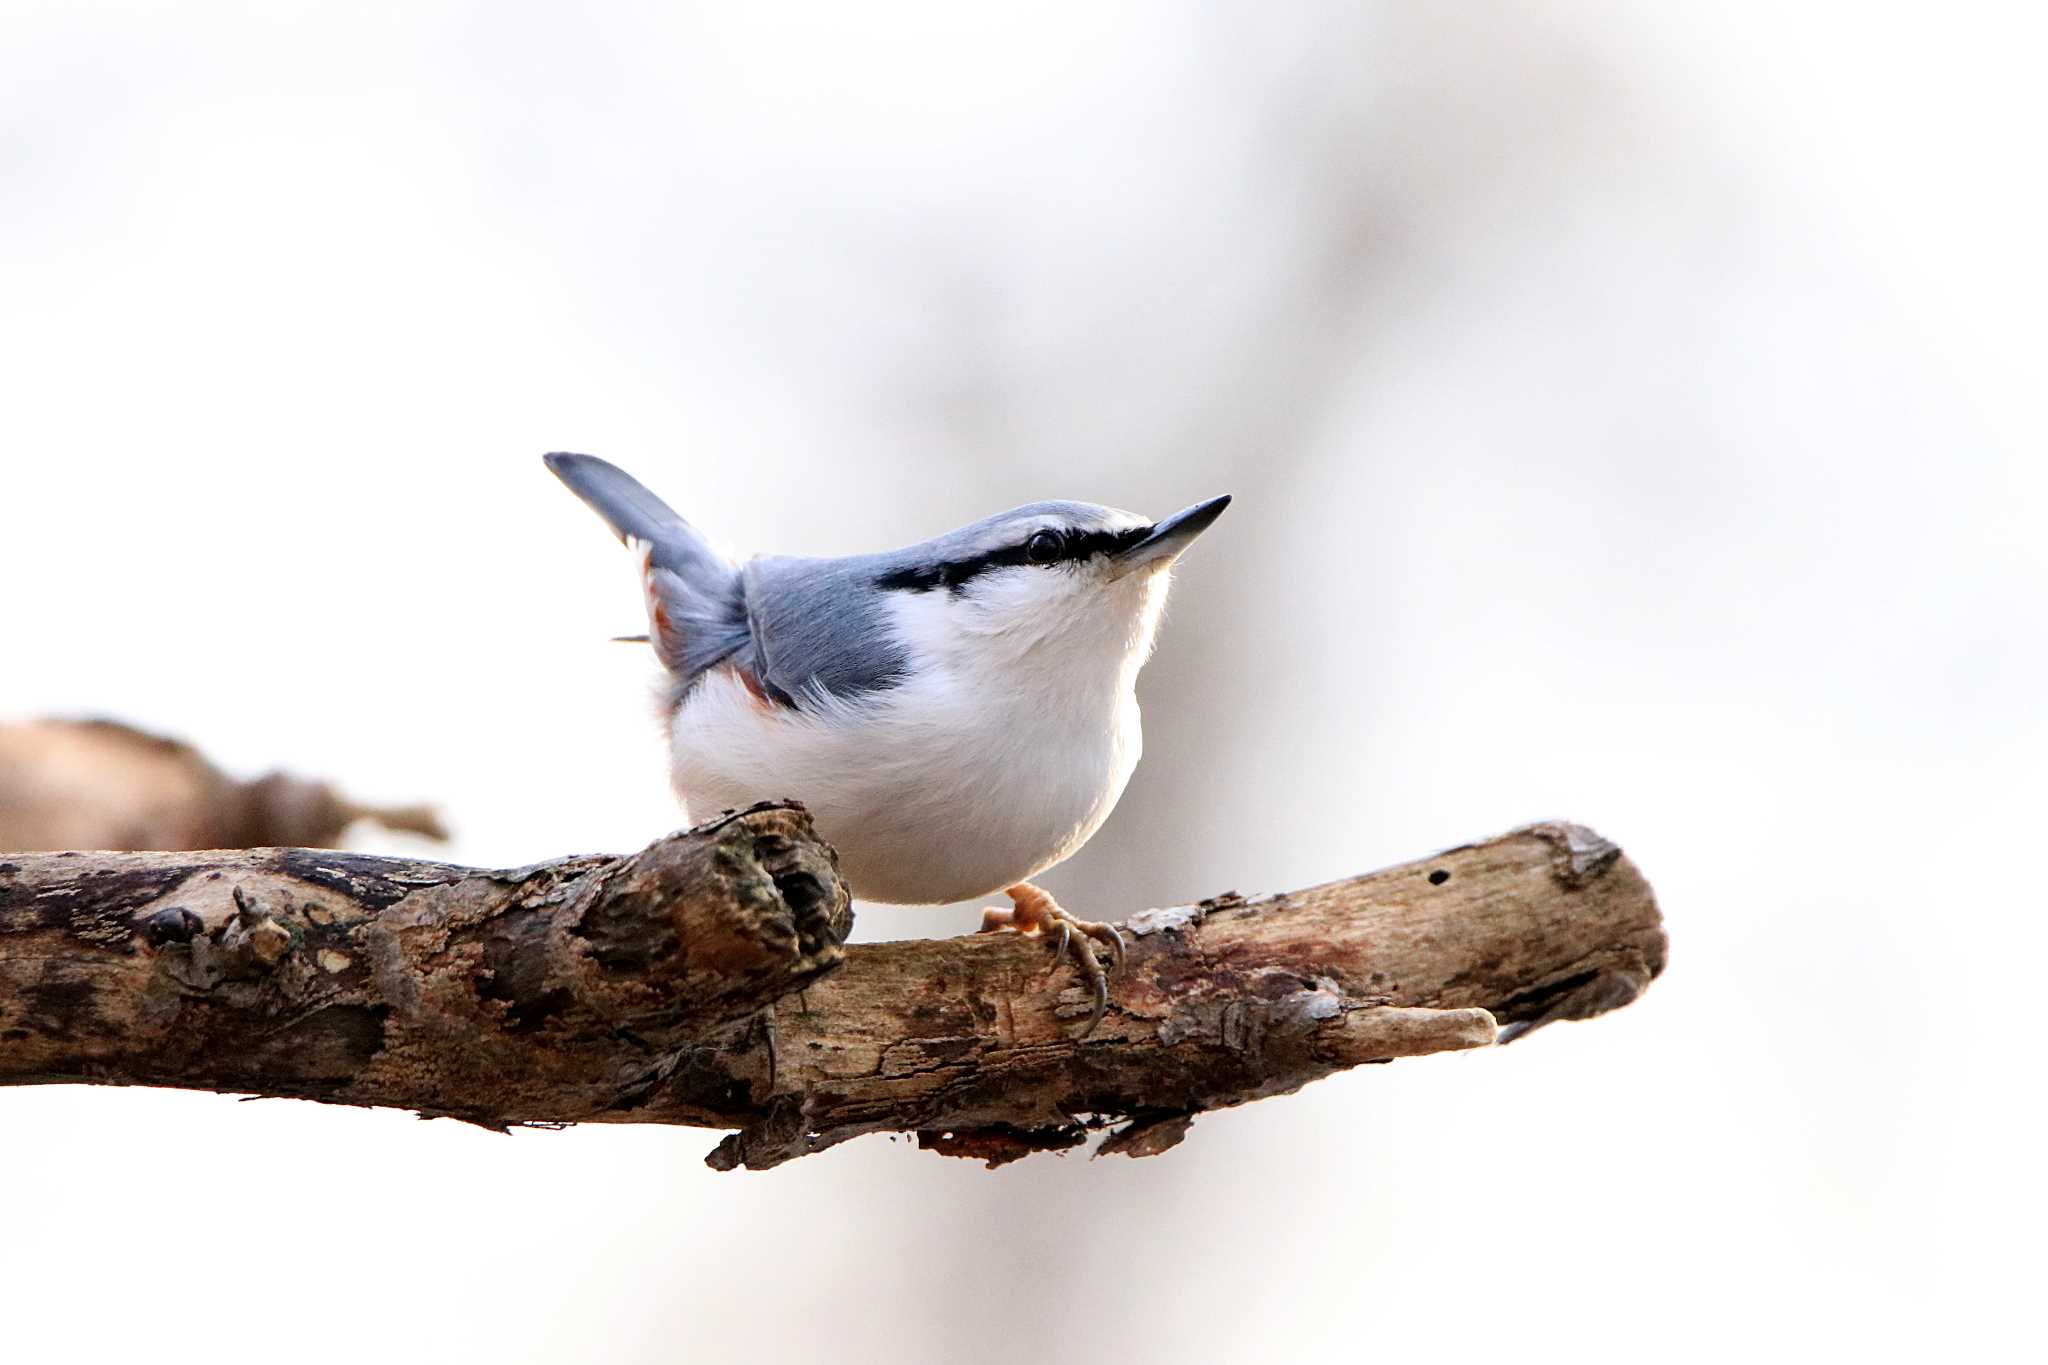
[978, 884, 1127, 1036]
[1097, 921, 1127, 971]
[1049, 916, 1115, 1035]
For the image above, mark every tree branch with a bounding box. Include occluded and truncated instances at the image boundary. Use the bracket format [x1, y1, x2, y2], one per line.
[0, 811, 1663, 1167]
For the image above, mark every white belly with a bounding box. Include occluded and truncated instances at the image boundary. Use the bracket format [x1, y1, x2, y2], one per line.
[667, 667, 1141, 905]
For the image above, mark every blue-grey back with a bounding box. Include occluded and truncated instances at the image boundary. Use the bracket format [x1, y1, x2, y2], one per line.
[740, 553, 912, 706]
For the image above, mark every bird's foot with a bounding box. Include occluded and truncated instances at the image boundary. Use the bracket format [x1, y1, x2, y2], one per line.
[978, 882, 1127, 1035]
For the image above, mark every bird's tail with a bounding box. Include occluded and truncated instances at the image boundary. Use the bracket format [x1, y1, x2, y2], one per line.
[542, 452, 751, 686]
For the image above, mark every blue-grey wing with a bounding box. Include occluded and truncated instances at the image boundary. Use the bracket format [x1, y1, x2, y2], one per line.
[543, 453, 750, 686]
[741, 555, 911, 707]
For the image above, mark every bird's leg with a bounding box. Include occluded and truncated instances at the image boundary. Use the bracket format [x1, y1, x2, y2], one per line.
[978, 882, 1128, 1035]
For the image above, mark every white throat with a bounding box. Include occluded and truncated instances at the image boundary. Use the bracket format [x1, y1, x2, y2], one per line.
[891, 562, 1172, 701]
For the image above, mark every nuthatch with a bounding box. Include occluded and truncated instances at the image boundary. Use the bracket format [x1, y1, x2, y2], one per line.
[544, 452, 1229, 1031]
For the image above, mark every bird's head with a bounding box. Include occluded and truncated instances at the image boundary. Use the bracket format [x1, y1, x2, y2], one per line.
[872, 494, 1230, 683]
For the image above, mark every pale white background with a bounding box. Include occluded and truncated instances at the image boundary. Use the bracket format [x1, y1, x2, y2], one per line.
[4, 3, 2042, 1361]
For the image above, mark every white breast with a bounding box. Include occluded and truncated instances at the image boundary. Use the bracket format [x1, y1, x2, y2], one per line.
[666, 577, 1161, 905]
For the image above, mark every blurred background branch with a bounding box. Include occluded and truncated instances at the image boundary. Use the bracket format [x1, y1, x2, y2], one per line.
[0, 717, 448, 853]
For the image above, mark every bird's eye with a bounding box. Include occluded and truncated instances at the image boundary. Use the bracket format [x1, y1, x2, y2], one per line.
[1024, 529, 1065, 565]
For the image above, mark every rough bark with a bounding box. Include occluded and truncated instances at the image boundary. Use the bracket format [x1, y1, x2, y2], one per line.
[0, 717, 447, 853]
[0, 803, 848, 1126]
[0, 813, 1662, 1168]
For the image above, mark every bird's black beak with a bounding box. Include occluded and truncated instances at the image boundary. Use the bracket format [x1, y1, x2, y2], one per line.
[1108, 494, 1231, 579]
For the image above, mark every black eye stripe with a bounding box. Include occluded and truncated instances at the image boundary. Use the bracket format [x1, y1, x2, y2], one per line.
[875, 524, 1150, 594]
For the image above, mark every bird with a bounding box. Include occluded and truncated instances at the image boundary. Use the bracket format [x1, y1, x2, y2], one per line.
[543, 452, 1229, 1031]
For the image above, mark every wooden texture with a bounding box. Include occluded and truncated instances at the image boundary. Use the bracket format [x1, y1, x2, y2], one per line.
[0, 814, 1662, 1167]
[0, 717, 447, 853]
